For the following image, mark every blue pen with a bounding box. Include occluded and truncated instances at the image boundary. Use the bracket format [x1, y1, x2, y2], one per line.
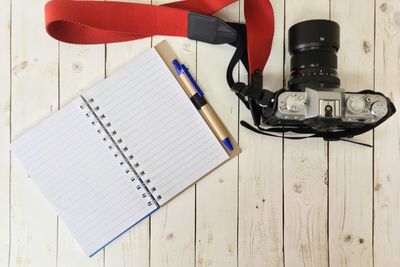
[172, 59, 234, 152]
[181, 64, 204, 97]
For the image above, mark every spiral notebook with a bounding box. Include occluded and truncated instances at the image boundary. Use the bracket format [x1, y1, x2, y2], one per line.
[11, 43, 236, 256]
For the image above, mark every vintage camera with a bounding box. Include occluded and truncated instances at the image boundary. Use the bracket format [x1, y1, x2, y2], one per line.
[262, 20, 395, 134]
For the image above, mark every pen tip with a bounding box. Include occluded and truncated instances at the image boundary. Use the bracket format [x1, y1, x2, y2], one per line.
[223, 138, 234, 152]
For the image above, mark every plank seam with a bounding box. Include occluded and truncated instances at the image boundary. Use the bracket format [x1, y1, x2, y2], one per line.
[8, 0, 12, 265]
[104, 44, 107, 79]
[282, 1, 287, 266]
[148, 216, 151, 267]
[372, 0, 377, 265]
[327, 141, 330, 267]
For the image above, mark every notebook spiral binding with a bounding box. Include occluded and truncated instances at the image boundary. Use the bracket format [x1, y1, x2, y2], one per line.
[81, 97, 162, 205]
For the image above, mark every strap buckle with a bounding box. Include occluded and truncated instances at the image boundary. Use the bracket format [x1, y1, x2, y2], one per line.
[231, 70, 276, 126]
[231, 71, 275, 107]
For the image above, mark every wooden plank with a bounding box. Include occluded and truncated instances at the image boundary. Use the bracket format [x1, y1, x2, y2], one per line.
[57, 43, 105, 266]
[103, 2, 152, 264]
[283, 1, 330, 266]
[150, 187, 195, 267]
[104, 38, 152, 267]
[151, 31, 197, 267]
[329, 0, 375, 266]
[195, 3, 240, 267]
[10, 0, 59, 266]
[237, 0, 284, 266]
[104, 3, 197, 266]
[374, 0, 400, 265]
[0, 0, 10, 265]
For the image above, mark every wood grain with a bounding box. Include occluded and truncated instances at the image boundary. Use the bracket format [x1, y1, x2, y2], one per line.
[4, 0, 400, 266]
[374, 0, 400, 265]
[151, 34, 197, 267]
[195, 3, 240, 267]
[284, 1, 330, 266]
[104, 40, 152, 267]
[149, 3, 197, 265]
[237, 0, 284, 266]
[0, 0, 10, 266]
[104, 1, 152, 264]
[329, 0, 375, 266]
[58, 43, 105, 266]
[10, 0, 58, 266]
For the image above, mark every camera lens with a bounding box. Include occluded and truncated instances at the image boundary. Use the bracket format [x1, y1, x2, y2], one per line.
[288, 19, 341, 90]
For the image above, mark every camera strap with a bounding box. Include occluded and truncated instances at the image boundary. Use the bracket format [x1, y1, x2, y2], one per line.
[44, 0, 395, 144]
[45, 0, 275, 124]
[45, 0, 275, 132]
[45, 0, 274, 81]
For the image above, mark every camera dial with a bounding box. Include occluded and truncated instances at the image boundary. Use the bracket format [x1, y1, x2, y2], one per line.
[371, 101, 388, 117]
[286, 94, 305, 112]
[346, 96, 366, 114]
[259, 19, 395, 138]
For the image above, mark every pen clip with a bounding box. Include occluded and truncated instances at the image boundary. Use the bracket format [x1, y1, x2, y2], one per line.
[181, 64, 204, 97]
[172, 59, 184, 75]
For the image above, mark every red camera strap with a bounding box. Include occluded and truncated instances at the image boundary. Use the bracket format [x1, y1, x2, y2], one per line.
[45, 0, 274, 78]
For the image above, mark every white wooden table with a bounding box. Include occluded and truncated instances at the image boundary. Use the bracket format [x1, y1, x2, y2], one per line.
[1, 0, 400, 266]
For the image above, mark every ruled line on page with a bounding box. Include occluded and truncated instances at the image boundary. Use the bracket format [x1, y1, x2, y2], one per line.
[10, 98, 157, 256]
[83, 48, 229, 206]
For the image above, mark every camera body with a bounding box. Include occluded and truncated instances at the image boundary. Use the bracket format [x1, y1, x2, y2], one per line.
[260, 20, 394, 133]
[268, 89, 390, 132]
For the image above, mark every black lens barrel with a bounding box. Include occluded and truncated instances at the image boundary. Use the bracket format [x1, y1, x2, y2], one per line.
[289, 19, 340, 54]
[288, 19, 341, 90]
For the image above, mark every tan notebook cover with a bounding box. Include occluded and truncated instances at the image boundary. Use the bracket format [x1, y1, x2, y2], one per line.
[11, 43, 239, 256]
[155, 41, 240, 159]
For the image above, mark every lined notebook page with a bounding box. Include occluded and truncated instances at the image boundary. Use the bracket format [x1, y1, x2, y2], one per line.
[11, 98, 157, 256]
[83, 48, 229, 204]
